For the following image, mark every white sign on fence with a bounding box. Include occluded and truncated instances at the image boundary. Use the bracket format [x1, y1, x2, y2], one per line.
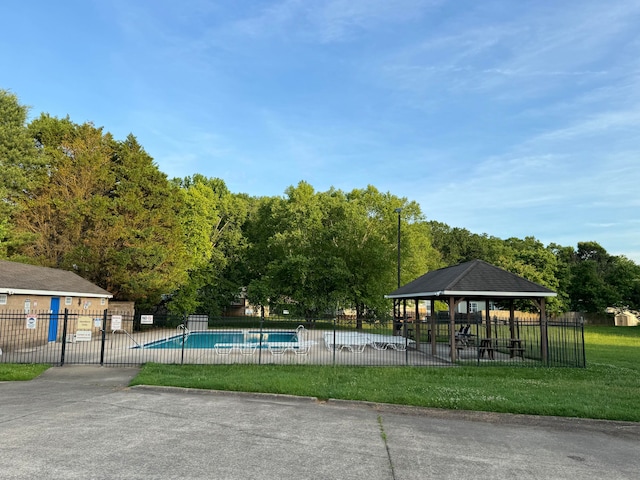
[75, 331, 92, 342]
[140, 315, 154, 325]
[111, 315, 122, 331]
[26, 315, 37, 329]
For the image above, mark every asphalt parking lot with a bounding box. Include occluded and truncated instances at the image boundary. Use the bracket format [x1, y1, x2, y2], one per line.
[1, 366, 638, 479]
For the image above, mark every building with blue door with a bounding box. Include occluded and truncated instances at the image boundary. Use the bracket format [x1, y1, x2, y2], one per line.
[0, 260, 112, 343]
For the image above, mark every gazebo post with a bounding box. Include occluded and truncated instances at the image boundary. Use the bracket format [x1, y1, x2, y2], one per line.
[393, 300, 398, 335]
[414, 299, 420, 349]
[485, 300, 492, 339]
[540, 298, 548, 364]
[509, 300, 515, 339]
[449, 296, 456, 362]
[430, 299, 436, 354]
[402, 300, 408, 340]
[532, 298, 549, 364]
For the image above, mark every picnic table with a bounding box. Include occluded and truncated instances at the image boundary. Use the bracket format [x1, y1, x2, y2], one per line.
[478, 338, 525, 360]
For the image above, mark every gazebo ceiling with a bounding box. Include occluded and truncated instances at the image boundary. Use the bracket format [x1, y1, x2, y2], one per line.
[385, 259, 557, 301]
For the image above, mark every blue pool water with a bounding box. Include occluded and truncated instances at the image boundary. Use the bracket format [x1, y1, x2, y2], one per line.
[140, 330, 298, 349]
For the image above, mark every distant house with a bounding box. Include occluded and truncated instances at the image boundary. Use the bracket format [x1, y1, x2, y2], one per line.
[0, 260, 112, 343]
[224, 287, 268, 317]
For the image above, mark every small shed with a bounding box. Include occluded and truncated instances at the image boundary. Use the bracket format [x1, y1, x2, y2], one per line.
[614, 311, 639, 327]
[385, 259, 557, 362]
[0, 260, 112, 342]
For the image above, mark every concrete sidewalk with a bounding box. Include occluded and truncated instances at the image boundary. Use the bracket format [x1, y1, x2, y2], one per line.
[1, 366, 638, 479]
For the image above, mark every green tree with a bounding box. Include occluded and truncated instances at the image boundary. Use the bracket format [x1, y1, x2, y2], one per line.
[339, 186, 439, 323]
[242, 195, 284, 316]
[607, 255, 640, 311]
[565, 242, 617, 312]
[547, 243, 575, 312]
[497, 236, 563, 313]
[13, 119, 115, 267]
[0, 90, 43, 257]
[167, 175, 250, 316]
[429, 222, 566, 312]
[568, 242, 640, 312]
[428, 222, 503, 266]
[243, 183, 358, 319]
[97, 134, 189, 306]
[266, 182, 344, 318]
[242, 183, 440, 324]
[13, 116, 189, 306]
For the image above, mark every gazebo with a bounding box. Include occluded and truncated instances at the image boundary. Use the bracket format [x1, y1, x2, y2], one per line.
[385, 259, 557, 362]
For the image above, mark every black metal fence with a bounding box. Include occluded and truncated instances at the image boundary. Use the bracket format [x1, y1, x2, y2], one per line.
[0, 310, 585, 367]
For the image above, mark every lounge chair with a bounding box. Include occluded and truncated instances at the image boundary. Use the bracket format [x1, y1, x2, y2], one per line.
[367, 334, 415, 351]
[240, 343, 257, 355]
[268, 342, 292, 355]
[340, 342, 367, 353]
[214, 343, 236, 355]
[323, 333, 333, 351]
[294, 340, 316, 355]
[327, 332, 370, 353]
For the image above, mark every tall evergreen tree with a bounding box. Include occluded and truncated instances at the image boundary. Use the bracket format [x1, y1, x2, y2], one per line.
[12, 115, 189, 306]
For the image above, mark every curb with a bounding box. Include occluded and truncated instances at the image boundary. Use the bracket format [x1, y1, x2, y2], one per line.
[130, 385, 640, 438]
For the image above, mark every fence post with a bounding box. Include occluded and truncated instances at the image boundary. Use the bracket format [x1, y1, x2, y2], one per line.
[181, 314, 187, 365]
[99, 309, 107, 366]
[580, 319, 586, 368]
[540, 300, 548, 365]
[332, 318, 337, 366]
[258, 313, 264, 365]
[60, 309, 69, 366]
[404, 320, 409, 365]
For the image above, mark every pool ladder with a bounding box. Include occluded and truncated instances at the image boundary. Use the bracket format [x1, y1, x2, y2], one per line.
[177, 324, 191, 344]
[296, 325, 306, 339]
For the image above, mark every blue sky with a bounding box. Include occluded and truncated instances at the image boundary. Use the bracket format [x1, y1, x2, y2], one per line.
[2, 0, 639, 262]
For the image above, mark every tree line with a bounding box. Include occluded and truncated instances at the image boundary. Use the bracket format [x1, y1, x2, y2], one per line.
[2, 89, 639, 317]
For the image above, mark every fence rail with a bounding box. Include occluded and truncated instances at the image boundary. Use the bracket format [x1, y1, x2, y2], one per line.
[0, 310, 585, 367]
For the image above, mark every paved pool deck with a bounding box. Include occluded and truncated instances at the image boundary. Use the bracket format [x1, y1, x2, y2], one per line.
[1, 366, 638, 479]
[0, 328, 521, 366]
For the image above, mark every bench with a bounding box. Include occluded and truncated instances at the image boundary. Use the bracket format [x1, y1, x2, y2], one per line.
[507, 339, 525, 358]
[450, 336, 476, 355]
[478, 339, 525, 359]
[509, 347, 526, 358]
[478, 338, 495, 359]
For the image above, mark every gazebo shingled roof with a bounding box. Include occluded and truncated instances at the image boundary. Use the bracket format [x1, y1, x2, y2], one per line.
[386, 259, 556, 300]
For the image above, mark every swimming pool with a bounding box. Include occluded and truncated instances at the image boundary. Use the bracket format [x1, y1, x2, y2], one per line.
[139, 330, 299, 349]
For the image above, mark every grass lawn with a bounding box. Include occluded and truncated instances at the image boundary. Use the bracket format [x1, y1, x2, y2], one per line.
[0, 363, 50, 381]
[2, 326, 638, 421]
[130, 325, 640, 422]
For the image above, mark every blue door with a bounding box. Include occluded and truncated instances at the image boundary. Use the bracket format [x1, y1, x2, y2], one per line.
[48, 297, 60, 342]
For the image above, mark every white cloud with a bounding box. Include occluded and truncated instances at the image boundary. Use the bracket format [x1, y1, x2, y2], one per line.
[231, 0, 439, 42]
[376, 0, 640, 103]
[532, 110, 640, 143]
